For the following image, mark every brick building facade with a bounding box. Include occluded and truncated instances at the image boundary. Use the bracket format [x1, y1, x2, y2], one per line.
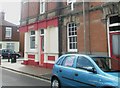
[19, 1, 120, 69]
[0, 12, 20, 52]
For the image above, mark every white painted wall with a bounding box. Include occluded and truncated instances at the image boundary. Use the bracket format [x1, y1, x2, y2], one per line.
[45, 27, 58, 53]
[24, 32, 29, 60]
[24, 30, 39, 62]
[44, 27, 59, 63]
[24, 27, 59, 64]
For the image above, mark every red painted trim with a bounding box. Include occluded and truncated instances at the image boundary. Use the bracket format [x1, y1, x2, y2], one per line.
[38, 21, 47, 29]
[48, 56, 55, 61]
[47, 18, 58, 27]
[110, 32, 120, 35]
[28, 23, 38, 31]
[19, 17, 58, 33]
[19, 26, 28, 32]
[109, 33, 113, 58]
[28, 54, 35, 59]
[109, 32, 120, 70]
[22, 60, 53, 69]
[38, 17, 58, 29]
[22, 60, 39, 66]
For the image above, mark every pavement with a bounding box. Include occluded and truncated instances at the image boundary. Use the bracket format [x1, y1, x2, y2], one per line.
[1, 58, 52, 81]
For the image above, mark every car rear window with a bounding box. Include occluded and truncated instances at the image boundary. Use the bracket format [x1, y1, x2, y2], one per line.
[62, 56, 75, 67]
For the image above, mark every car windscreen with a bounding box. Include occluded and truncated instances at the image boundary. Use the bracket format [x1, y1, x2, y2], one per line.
[92, 57, 118, 72]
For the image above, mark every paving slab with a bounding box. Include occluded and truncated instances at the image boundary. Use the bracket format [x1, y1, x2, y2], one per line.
[1, 59, 52, 80]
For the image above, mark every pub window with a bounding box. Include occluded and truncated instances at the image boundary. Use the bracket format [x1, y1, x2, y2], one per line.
[30, 31, 35, 49]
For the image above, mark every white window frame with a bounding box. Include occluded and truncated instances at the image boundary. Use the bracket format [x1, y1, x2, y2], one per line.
[6, 43, 14, 50]
[67, 0, 76, 11]
[40, 29, 44, 51]
[5, 27, 12, 39]
[67, 22, 77, 52]
[40, 0, 45, 14]
[30, 30, 35, 50]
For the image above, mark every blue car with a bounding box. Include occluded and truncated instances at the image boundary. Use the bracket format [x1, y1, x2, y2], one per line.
[51, 54, 120, 88]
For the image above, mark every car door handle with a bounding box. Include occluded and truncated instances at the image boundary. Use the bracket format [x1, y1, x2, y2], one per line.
[75, 73, 78, 76]
[59, 69, 62, 72]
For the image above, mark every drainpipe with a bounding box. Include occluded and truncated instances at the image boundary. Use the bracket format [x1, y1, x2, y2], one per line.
[58, 2, 62, 57]
[83, 0, 87, 54]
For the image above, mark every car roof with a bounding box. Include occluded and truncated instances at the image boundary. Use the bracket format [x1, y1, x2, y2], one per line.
[61, 54, 110, 58]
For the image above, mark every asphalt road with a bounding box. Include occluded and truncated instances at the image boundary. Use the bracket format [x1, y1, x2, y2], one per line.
[2, 68, 50, 88]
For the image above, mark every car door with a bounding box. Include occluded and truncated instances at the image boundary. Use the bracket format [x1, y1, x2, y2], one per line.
[73, 56, 102, 88]
[58, 55, 76, 87]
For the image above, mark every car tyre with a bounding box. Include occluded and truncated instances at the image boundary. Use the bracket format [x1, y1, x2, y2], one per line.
[51, 78, 61, 88]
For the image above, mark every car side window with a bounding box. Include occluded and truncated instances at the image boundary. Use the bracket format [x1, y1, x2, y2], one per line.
[76, 56, 94, 69]
[62, 56, 75, 67]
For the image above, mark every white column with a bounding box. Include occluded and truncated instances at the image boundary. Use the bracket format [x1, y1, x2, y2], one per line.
[35, 30, 39, 62]
[44, 29, 48, 63]
[24, 32, 29, 60]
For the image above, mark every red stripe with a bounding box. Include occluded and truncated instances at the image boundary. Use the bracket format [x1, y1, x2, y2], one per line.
[28, 54, 35, 59]
[19, 17, 58, 33]
[48, 56, 55, 61]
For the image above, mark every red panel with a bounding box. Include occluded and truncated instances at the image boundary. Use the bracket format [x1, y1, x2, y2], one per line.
[47, 18, 58, 27]
[38, 17, 58, 29]
[40, 54, 44, 65]
[38, 21, 47, 29]
[28, 54, 35, 59]
[19, 26, 28, 32]
[19, 17, 58, 33]
[22, 60, 39, 66]
[28, 23, 38, 31]
[48, 56, 55, 61]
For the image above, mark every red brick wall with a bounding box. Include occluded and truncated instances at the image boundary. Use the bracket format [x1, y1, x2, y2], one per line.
[21, 2, 29, 20]
[89, 9, 107, 53]
[77, 2, 108, 54]
[47, 2, 57, 11]
[28, 1, 39, 17]
[2, 26, 19, 41]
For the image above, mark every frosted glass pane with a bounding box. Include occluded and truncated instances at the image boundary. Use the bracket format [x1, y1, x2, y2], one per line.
[112, 34, 120, 56]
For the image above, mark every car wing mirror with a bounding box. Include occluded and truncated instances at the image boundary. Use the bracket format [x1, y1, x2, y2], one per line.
[86, 67, 97, 74]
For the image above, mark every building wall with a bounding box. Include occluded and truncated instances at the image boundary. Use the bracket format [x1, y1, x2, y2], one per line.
[60, 2, 108, 56]
[19, 32, 25, 57]
[2, 26, 19, 41]
[21, 2, 29, 20]
[20, 1, 120, 69]
[89, 10, 107, 54]
[28, 1, 39, 17]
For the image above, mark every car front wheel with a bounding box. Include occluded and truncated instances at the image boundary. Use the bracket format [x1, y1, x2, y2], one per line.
[51, 78, 60, 88]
